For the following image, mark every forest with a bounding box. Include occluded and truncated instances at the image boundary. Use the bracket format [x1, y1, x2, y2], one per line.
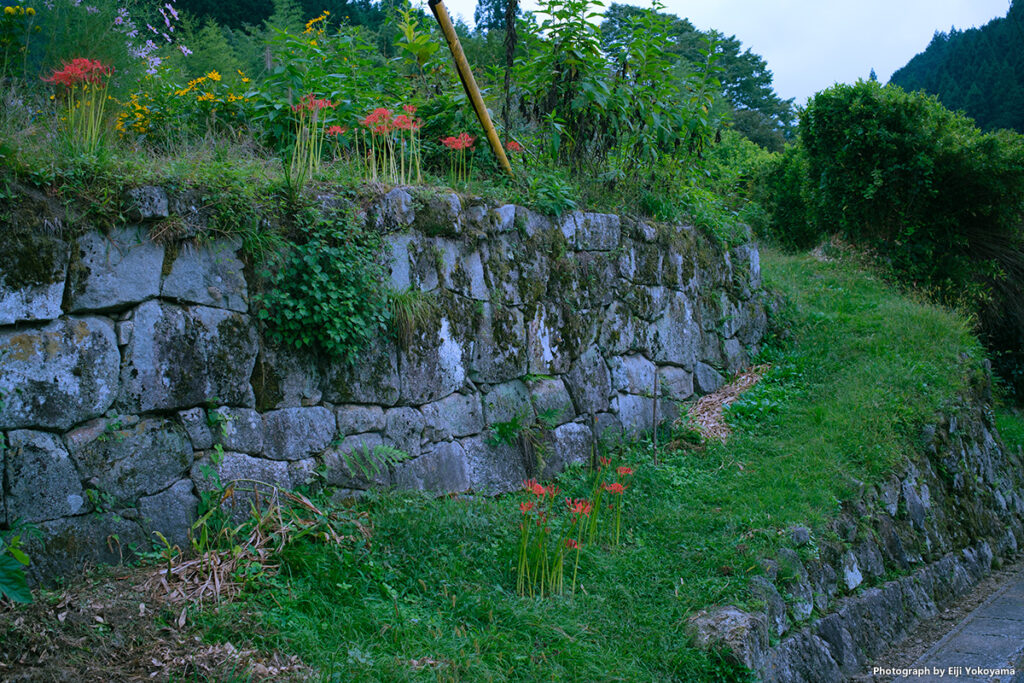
[889, 0, 1024, 133]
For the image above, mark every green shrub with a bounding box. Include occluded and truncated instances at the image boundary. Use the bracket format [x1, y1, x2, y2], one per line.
[800, 80, 1024, 295]
[752, 143, 818, 249]
[255, 210, 390, 362]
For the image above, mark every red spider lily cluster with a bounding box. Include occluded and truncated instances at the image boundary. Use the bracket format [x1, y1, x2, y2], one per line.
[43, 58, 115, 155]
[505, 139, 523, 153]
[353, 104, 423, 184]
[441, 132, 474, 151]
[442, 132, 476, 187]
[291, 93, 334, 113]
[288, 92, 335, 195]
[43, 58, 114, 87]
[515, 464, 635, 597]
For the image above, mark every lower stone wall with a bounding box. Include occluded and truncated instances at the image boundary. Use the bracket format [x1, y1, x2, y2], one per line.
[0, 185, 767, 580]
[690, 374, 1024, 681]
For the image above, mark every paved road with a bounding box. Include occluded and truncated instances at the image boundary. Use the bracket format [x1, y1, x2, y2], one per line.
[894, 567, 1024, 683]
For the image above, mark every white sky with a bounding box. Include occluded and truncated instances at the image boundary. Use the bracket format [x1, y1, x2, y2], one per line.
[437, 0, 1013, 105]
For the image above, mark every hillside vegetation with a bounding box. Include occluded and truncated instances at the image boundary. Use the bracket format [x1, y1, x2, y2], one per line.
[889, 0, 1024, 134]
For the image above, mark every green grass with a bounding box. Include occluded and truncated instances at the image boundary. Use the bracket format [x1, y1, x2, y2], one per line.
[192, 249, 985, 681]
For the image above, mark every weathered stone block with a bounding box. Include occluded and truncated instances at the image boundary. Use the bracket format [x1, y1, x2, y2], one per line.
[526, 304, 572, 375]
[593, 412, 623, 445]
[384, 407, 424, 459]
[161, 240, 248, 312]
[69, 226, 164, 312]
[394, 441, 470, 493]
[322, 335, 401, 406]
[0, 317, 119, 430]
[192, 450, 299, 493]
[67, 417, 192, 503]
[385, 233, 416, 290]
[336, 404, 386, 436]
[469, 303, 527, 384]
[262, 406, 335, 461]
[648, 291, 700, 368]
[516, 207, 552, 239]
[689, 607, 770, 673]
[5, 430, 87, 523]
[480, 235, 524, 306]
[211, 407, 263, 455]
[461, 435, 525, 494]
[119, 301, 257, 412]
[400, 316, 468, 404]
[178, 407, 213, 450]
[577, 211, 622, 252]
[483, 380, 533, 426]
[323, 433, 390, 489]
[375, 187, 415, 229]
[0, 230, 68, 325]
[124, 186, 169, 220]
[251, 343, 321, 411]
[542, 421, 592, 478]
[598, 301, 644, 355]
[609, 354, 656, 394]
[421, 392, 484, 440]
[564, 347, 611, 415]
[440, 243, 488, 301]
[613, 393, 655, 434]
[26, 513, 146, 582]
[527, 378, 575, 427]
[658, 366, 694, 402]
[695, 362, 725, 394]
[139, 479, 197, 550]
[722, 337, 748, 375]
[575, 212, 621, 251]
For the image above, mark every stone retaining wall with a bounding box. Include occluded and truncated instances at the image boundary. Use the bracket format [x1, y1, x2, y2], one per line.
[0, 185, 767, 579]
[689, 375, 1024, 681]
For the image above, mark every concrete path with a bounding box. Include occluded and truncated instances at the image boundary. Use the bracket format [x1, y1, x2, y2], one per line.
[893, 567, 1024, 683]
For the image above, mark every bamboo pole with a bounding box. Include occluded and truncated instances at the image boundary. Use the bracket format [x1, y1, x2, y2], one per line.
[428, 0, 513, 176]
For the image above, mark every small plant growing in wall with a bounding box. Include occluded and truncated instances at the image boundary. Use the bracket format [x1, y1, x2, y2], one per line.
[255, 210, 391, 363]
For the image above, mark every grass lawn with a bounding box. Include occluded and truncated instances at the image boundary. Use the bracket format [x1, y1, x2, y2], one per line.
[187, 248, 987, 682]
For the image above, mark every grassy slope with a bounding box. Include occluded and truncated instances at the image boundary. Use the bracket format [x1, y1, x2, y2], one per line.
[196, 249, 987, 682]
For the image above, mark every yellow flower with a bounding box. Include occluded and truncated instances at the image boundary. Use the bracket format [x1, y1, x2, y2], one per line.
[25, 6, 33, 14]
[3, 7, 15, 15]
[206, 70, 220, 81]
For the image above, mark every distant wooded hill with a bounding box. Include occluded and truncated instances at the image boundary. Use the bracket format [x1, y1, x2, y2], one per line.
[889, 0, 1024, 133]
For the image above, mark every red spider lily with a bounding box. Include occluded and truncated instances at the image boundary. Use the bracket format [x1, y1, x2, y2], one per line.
[565, 538, 578, 549]
[403, 104, 417, 114]
[519, 501, 535, 514]
[325, 125, 346, 136]
[44, 58, 114, 87]
[616, 466, 634, 477]
[566, 498, 592, 518]
[545, 485, 561, 500]
[362, 107, 392, 126]
[393, 114, 414, 130]
[292, 93, 334, 113]
[506, 139, 523, 152]
[523, 479, 546, 497]
[373, 123, 392, 135]
[599, 456, 611, 468]
[442, 132, 476, 151]
[602, 482, 625, 495]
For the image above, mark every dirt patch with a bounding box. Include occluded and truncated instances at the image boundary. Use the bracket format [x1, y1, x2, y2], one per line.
[852, 560, 1024, 682]
[686, 364, 770, 441]
[0, 564, 309, 682]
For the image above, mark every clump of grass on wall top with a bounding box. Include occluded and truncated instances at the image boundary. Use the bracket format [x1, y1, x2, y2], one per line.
[254, 208, 390, 363]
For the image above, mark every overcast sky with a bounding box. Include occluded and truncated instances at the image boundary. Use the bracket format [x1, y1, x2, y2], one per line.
[439, 0, 1013, 105]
